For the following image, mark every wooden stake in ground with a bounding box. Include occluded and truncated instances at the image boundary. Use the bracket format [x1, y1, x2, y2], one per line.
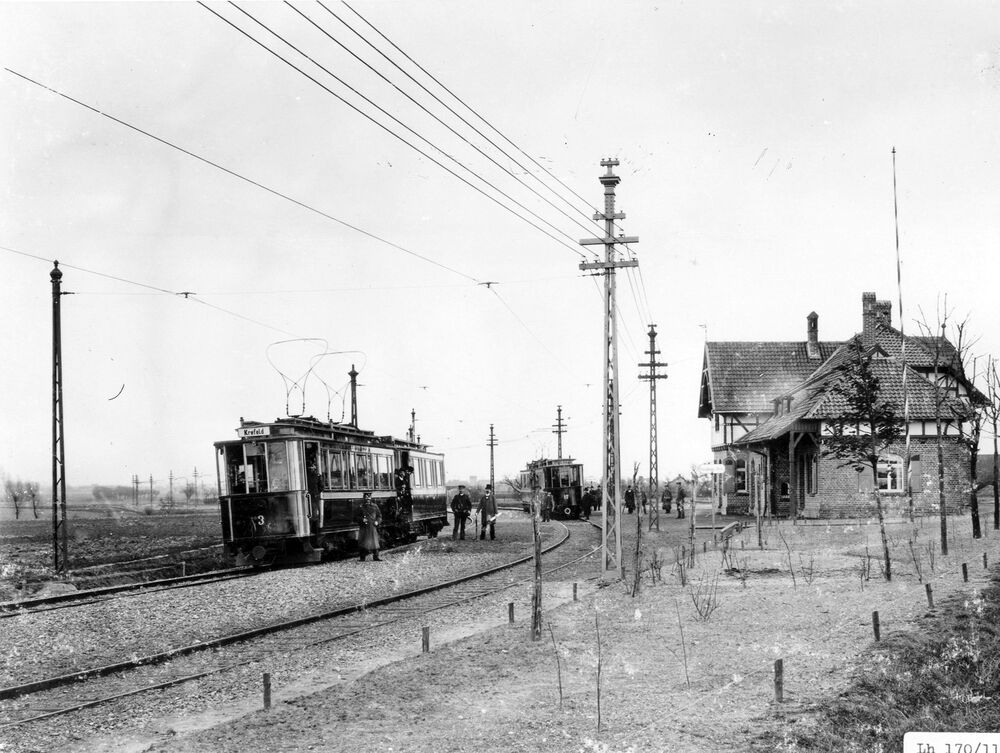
[531, 489, 543, 640]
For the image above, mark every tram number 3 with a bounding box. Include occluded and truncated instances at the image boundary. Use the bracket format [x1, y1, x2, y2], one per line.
[250, 515, 268, 532]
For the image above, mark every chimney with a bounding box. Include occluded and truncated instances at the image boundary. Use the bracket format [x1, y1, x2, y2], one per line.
[862, 292, 877, 347]
[806, 311, 820, 359]
[862, 292, 893, 348]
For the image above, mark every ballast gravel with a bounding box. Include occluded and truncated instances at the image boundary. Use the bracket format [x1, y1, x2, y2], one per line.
[0, 518, 562, 688]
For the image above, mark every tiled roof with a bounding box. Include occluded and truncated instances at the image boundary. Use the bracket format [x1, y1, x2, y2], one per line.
[734, 352, 973, 446]
[702, 341, 840, 414]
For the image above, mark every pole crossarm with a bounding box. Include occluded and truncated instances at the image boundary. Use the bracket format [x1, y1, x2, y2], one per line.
[579, 236, 640, 246]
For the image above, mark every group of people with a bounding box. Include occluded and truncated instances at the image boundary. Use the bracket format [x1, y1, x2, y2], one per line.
[620, 482, 688, 519]
[450, 484, 498, 541]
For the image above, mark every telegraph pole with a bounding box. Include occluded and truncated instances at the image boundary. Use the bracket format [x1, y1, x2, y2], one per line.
[551, 406, 566, 459]
[169, 470, 174, 508]
[51, 261, 69, 572]
[579, 158, 639, 580]
[149, 475, 154, 507]
[487, 424, 497, 500]
[639, 324, 668, 531]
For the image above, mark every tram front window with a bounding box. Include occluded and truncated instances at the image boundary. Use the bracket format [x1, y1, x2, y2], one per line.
[243, 442, 268, 493]
[268, 442, 290, 492]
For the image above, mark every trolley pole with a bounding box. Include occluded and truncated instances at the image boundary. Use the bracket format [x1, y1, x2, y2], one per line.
[487, 424, 497, 501]
[552, 406, 566, 460]
[51, 261, 69, 573]
[639, 324, 668, 532]
[579, 158, 639, 581]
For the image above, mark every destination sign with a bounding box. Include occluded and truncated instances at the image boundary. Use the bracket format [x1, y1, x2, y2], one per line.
[237, 426, 271, 438]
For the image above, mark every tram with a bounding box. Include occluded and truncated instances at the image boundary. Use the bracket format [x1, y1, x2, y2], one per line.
[214, 415, 447, 564]
[517, 457, 584, 519]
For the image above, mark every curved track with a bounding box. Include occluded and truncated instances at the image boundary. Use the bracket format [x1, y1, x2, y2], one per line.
[0, 519, 598, 729]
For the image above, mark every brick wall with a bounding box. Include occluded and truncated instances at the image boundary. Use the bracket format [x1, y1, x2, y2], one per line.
[813, 437, 970, 519]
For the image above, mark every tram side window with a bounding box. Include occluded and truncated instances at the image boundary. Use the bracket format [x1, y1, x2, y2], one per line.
[327, 450, 345, 489]
[355, 452, 372, 488]
[268, 442, 290, 492]
[375, 454, 391, 489]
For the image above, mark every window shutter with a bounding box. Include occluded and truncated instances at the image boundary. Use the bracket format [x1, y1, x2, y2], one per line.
[908, 455, 922, 493]
[858, 465, 875, 492]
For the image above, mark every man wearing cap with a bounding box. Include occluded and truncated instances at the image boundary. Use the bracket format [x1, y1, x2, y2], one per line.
[476, 484, 498, 540]
[451, 484, 472, 540]
[357, 492, 382, 561]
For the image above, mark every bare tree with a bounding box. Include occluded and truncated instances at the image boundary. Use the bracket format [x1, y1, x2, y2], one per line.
[824, 338, 901, 580]
[950, 319, 989, 539]
[182, 482, 198, 506]
[917, 307, 955, 555]
[987, 358, 1000, 531]
[25, 481, 40, 519]
[917, 306, 982, 550]
[5, 480, 23, 520]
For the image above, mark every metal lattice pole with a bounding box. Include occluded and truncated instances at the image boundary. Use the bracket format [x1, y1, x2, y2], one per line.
[639, 324, 668, 531]
[51, 261, 68, 572]
[488, 424, 497, 504]
[579, 158, 639, 580]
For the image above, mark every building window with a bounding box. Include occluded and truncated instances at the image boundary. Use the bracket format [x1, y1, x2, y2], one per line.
[715, 414, 720, 431]
[877, 455, 904, 493]
[735, 459, 747, 492]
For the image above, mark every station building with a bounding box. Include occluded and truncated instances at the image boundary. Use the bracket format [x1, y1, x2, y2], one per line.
[698, 293, 979, 519]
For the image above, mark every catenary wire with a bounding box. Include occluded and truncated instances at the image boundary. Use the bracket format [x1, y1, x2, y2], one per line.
[287, 0, 605, 252]
[0, 244, 306, 338]
[4, 68, 482, 285]
[314, 0, 607, 249]
[340, 1, 608, 229]
[209, 2, 588, 260]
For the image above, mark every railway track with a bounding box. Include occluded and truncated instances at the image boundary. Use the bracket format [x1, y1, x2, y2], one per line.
[0, 519, 598, 730]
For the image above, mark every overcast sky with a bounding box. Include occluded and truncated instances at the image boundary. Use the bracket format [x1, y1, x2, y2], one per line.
[2, 1, 1000, 492]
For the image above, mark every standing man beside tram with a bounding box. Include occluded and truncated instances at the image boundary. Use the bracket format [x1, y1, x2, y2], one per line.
[451, 484, 472, 540]
[477, 484, 498, 540]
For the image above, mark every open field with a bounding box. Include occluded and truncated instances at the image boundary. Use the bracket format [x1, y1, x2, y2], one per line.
[112, 508, 998, 753]
[0, 505, 223, 601]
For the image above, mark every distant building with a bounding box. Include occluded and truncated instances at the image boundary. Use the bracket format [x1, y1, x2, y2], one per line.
[699, 293, 978, 518]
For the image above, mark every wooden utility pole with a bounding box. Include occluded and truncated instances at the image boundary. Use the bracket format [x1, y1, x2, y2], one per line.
[639, 324, 667, 532]
[552, 406, 566, 460]
[50, 261, 69, 572]
[579, 158, 639, 581]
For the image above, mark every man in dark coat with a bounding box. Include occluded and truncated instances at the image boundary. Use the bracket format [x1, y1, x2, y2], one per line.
[541, 491, 554, 522]
[477, 484, 498, 540]
[661, 485, 673, 514]
[451, 484, 472, 540]
[675, 483, 687, 519]
[581, 487, 594, 520]
[624, 485, 636, 514]
[357, 493, 382, 561]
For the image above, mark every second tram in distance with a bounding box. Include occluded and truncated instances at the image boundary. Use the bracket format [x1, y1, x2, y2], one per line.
[215, 415, 447, 564]
[518, 457, 584, 519]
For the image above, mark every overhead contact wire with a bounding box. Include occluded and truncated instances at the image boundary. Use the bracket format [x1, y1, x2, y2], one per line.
[315, 0, 607, 250]
[212, 2, 587, 260]
[289, 1, 604, 249]
[4, 67, 481, 285]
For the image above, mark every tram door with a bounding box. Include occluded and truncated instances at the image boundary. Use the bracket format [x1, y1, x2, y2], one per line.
[304, 442, 322, 527]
